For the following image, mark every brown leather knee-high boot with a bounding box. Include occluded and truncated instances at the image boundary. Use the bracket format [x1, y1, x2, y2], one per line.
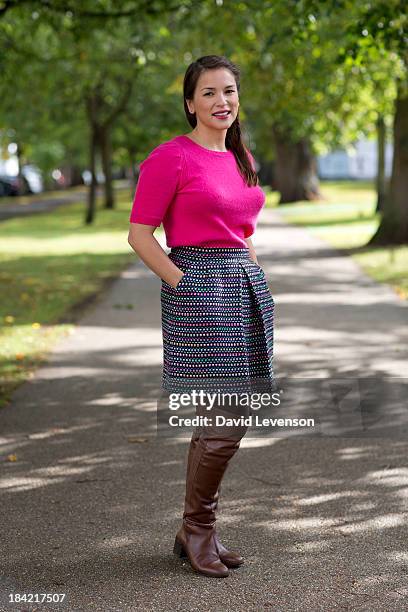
[186, 434, 244, 568]
[211, 483, 244, 567]
[173, 434, 242, 578]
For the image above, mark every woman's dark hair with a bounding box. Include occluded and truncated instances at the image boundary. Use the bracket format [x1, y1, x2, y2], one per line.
[183, 55, 259, 187]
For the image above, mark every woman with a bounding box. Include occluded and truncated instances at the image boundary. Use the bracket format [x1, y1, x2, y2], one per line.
[128, 55, 276, 578]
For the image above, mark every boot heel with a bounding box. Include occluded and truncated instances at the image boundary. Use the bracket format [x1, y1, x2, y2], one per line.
[173, 537, 187, 558]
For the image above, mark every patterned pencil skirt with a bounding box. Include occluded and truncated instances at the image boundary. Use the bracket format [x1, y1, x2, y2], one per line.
[160, 246, 276, 395]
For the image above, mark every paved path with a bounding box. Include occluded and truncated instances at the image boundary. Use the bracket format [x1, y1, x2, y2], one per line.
[0, 182, 130, 221]
[0, 191, 89, 221]
[1, 209, 408, 611]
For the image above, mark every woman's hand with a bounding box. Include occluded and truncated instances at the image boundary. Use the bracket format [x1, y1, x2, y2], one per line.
[128, 223, 185, 288]
[173, 272, 185, 289]
[245, 236, 258, 264]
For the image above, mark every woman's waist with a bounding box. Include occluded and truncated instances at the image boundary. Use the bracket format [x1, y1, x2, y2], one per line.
[169, 245, 251, 265]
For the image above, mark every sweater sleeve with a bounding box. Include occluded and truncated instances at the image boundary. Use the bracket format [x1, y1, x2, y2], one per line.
[129, 141, 184, 227]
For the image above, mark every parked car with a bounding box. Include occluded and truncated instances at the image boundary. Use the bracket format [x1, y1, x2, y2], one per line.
[22, 165, 43, 193]
[0, 166, 43, 197]
[0, 175, 21, 196]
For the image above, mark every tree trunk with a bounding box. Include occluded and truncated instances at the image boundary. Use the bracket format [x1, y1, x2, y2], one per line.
[369, 86, 408, 245]
[86, 125, 98, 225]
[375, 114, 386, 213]
[84, 79, 132, 223]
[99, 125, 114, 209]
[16, 142, 26, 195]
[273, 127, 322, 203]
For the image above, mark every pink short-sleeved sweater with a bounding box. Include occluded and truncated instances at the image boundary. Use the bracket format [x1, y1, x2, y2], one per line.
[129, 134, 265, 248]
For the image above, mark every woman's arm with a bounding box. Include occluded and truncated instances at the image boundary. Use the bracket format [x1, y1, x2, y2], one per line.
[245, 237, 258, 264]
[128, 223, 184, 289]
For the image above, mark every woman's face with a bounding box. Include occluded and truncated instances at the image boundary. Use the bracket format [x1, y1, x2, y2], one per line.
[186, 68, 239, 131]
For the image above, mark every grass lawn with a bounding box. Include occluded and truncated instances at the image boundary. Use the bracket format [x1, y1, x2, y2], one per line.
[0, 186, 140, 408]
[268, 180, 408, 302]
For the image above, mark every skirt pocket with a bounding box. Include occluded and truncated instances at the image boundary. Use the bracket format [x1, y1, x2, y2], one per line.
[173, 263, 196, 291]
[162, 260, 199, 292]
